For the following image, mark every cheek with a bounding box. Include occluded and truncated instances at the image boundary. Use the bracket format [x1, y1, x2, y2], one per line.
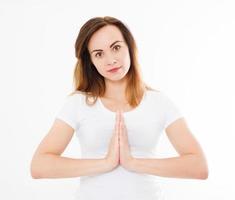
[94, 64, 103, 73]
[91, 58, 102, 70]
[121, 49, 131, 66]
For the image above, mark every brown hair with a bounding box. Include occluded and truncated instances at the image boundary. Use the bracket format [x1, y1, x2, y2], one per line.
[69, 16, 156, 107]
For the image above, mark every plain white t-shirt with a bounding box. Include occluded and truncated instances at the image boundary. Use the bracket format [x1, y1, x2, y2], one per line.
[55, 89, 184, 200]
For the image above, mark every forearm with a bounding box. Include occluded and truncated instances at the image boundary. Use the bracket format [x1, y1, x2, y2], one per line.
[31, 153, 109, 179]
[131, 154, 208, 179]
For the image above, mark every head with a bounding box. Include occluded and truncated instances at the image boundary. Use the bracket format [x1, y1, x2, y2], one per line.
[87, 24, 131, 83]
[71, 16, 153, 106]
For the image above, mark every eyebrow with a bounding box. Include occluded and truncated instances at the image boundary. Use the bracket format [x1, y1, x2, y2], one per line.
[90, 40, 123, 54]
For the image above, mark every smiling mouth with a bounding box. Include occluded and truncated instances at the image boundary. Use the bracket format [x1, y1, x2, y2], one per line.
[107, 66, 122, 72]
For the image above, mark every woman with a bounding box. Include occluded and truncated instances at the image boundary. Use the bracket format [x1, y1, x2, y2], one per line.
[31, 16, 208, 200]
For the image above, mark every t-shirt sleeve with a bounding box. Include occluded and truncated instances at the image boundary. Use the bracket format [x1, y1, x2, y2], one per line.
[55, 95, 80, 130]
[161, 92, 184, 129]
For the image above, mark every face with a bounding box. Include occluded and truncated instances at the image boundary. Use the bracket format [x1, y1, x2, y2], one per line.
[88, 25, 131, 82]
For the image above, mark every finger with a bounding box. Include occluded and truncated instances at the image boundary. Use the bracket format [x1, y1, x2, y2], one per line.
[115, 111, 120, 136]
[120, 110, 125, 126]
[120, 111, 125, 134]
[119, 112, 123, 142]
[116, 110, 119, 121]
[119, 111, 123, 133]
[115, 111, 118, 127]
[120, 114, 128, 142]
[120, 110, 123, 121]
[117, 111, 121, 140]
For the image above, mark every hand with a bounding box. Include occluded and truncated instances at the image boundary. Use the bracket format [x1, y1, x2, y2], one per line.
[119, 110, 135, 171]
[105, 110, 120, 171]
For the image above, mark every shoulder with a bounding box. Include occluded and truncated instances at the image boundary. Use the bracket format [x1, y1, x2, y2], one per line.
[65, 91, 87, 101]
[68, 90, 86, 97]
[65, 90, 98, 107]
[59, 91, 86, 110]
[146, 88, 165, 100]
[56, 91, 87, 118]
[145, 88, 180, 108]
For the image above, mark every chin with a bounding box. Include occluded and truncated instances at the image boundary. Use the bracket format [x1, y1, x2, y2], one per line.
[105, 74, 127, 82]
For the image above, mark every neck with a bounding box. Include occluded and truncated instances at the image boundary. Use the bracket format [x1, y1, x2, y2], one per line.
[104, 78, 127, 101]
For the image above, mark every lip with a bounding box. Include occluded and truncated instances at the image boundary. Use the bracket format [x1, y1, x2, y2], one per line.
[107, 66, 121, 72]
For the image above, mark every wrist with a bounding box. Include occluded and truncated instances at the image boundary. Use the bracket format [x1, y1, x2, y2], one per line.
[127, 157, 138, 172]
[103, 158, 117, 172]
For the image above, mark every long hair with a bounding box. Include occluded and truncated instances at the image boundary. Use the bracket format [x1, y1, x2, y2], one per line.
[69, 16, 155, 107]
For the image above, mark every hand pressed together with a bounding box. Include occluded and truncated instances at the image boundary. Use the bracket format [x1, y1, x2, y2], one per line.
[105, 110, 135, 171]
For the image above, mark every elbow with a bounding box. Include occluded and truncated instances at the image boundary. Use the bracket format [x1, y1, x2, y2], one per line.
[30, 161, 41, 179]
[31, 169, 42, 179]
[197, 167, 209, 180]
[196, 157, 209, 180]
[31, 171, 41, 179]
[30, 156, 44, 179]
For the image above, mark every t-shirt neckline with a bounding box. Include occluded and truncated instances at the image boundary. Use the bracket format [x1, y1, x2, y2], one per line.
[97, 90, 147, 115]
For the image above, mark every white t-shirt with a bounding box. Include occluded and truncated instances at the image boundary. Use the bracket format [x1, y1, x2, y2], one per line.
[55, 89, 183, 200]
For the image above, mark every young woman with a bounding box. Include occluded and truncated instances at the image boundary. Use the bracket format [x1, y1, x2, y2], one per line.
[31, 16, 208, 200]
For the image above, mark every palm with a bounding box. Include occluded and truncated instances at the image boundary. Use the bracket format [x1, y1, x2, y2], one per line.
[118, 111, 134, 170]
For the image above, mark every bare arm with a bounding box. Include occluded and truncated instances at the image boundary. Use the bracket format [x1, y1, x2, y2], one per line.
[30, 119, 110, 179]
[130, 118, 209, 179]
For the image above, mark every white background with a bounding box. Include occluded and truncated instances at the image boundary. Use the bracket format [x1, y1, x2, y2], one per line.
[0, 0, 234, 199]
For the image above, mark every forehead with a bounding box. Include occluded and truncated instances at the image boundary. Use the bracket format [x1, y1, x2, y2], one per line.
[88, 25, 124, 51]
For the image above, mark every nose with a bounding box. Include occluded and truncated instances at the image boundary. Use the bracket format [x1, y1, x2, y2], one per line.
[105, 52, 117, 66]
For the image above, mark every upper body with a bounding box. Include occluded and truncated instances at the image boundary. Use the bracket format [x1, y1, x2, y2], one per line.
[55, 88, 183, 199]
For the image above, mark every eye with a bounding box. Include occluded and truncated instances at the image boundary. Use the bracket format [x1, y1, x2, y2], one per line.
[113, 45, 121, 51]
[95, 52, 103, 58]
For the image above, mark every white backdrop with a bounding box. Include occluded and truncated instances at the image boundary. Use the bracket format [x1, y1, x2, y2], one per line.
[0, 0, 234, 199]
